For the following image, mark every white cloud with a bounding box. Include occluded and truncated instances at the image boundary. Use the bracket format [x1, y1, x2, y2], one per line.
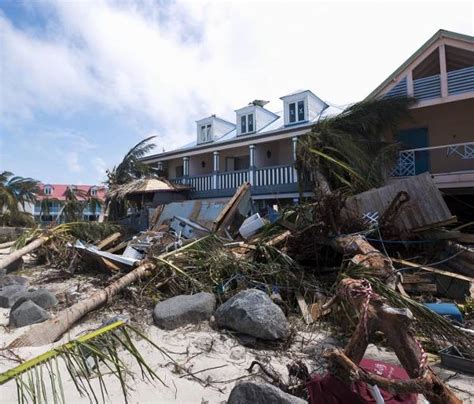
[1, 0, 472, 153]
[93, 157, 107, 180]
[65, 151, 82, 173]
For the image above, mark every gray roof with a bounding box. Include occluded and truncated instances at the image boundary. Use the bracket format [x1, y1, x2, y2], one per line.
[143, 103, 342, 161]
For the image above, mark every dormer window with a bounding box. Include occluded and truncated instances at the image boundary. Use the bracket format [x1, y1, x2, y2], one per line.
[91, 188, 97, 197]
[289, 100, 305, 123]
[240, 113, 254, 134]
[196, 116, 235, 144]
[281, 90, 327, 126]
[44, 186, 52, 196]
[200, 124, 212, 143]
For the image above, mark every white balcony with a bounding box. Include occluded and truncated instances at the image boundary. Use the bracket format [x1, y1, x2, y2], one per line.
[391, 141, 474, 189]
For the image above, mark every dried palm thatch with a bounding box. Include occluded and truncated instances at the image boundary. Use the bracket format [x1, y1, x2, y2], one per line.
[0, 320, 169, 404]
[107, 178, 182, 200]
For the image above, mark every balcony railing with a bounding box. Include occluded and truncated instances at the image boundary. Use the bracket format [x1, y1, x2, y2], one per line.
[384, 66, 473, 101]
[391, 142, 474, 177]
[171, 164, 297, 192]
[447, 66, 474, 95]
[255, 164, 297, 187]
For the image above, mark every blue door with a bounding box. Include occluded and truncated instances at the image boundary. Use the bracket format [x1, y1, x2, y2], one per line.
[397, 128, 430, 174]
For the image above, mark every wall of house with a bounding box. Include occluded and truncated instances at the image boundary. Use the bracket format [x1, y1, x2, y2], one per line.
[189, 153, 213, 176]
[254, 139, 293, 167]
[218, 146, 250, 171]
[166, 158, 184, 179]
[395, 98, 474, 174]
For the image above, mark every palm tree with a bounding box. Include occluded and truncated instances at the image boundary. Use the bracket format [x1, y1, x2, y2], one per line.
[0, 171, 39, 226]
[105, 136, 158, 220]
[296, 96, 415, 195]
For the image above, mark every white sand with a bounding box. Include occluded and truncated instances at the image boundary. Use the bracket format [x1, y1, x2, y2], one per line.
[0, 312, 332, 403]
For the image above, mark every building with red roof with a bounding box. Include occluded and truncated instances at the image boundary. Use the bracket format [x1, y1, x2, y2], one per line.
[32, 184, 107, 223]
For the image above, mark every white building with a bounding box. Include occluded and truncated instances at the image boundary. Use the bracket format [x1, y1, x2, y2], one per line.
[141, 89, 342, 206]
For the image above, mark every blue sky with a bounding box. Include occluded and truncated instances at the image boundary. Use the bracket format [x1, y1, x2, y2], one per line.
[0, 0, 472, 185]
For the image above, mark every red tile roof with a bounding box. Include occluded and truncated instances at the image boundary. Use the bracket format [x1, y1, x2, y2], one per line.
[37, 184, 106, 202]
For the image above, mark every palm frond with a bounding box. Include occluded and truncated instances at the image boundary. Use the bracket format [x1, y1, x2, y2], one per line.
[0, 321, 168, 404]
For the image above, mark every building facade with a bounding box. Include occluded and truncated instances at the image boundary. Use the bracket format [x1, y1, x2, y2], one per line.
[143, 29, 473, 204]
[368, 29, 474, 194]
[142, 91, 342, 205]
[30, 184, 106, 223]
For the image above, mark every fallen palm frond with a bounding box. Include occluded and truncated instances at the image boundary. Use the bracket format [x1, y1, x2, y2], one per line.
[150, 235, 324, 305]
[1, 320, 169, 404]
[344, 264, 474, 354]
[296, 96, 415, 195]
[7, 222, 121, 269]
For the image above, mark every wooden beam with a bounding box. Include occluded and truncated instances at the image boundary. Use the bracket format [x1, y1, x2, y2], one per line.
[96, 232, 122, 250]
[295, 292, 313, 325]
[393, 258, 474, 283]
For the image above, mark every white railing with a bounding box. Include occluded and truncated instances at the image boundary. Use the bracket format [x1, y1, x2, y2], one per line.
[391, 142, 474, 177]
[217, 169, 249, 190]
[170, 164, 298, 192]
[255, 165, 297, 187]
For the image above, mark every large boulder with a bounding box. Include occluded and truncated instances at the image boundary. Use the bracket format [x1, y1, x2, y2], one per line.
[0, 284, 27, 308]
[9, 300, 50, 327]
[228, 382, 306, 404]
[11, 289, 58, 312]
[215, 289, 289, 340]
[0, 274, 28, 288]
[153, 292, 216, 330]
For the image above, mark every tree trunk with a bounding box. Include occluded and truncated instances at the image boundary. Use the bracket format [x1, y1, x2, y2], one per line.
[0, 240, 15, 249]
[328, 278, 461, 404]
[8, 261, 155, 348]
[332, 234, 397, 288]
[0, 237, 48, 270]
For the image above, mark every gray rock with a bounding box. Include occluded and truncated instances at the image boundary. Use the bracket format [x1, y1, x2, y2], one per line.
[153, 292, 216, 330]
[0, 284, 27, 308]
[11, 289, 58, 312]
[9, 300, 50, 327]
[215, 289, 289, 340]
[228, 382, 306, 404]
[0, 274, 28, 288]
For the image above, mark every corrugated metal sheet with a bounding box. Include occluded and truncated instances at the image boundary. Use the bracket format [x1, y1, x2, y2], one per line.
[156, 199, 229, 229]
[344, 173, 455, 232]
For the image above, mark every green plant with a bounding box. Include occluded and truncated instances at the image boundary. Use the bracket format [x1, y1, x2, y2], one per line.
[296, 97, 415, 195]
[0, 321, 168, 404]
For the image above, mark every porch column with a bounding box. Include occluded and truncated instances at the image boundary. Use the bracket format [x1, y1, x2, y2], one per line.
[213, 151, 220, 189]
[157, 161, 164, 173]
[439, 44, 448, 98]
[183, 157, 189, 185]
[292, 137, 298, 182]
[249, 144, 256, 185]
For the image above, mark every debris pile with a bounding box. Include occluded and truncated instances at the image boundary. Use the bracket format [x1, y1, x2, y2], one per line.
[1, 174, 473, 403]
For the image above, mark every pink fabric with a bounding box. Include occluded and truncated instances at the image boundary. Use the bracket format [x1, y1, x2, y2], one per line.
[307, 359, 417, 404]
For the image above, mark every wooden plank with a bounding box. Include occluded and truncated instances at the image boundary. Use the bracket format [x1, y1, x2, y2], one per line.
[401, 274, 433, 284]
[296, 292, 313, 325]
[394, 258, 474, 283]
[96, 232, 122, 250]
[212, 182, 251, 232]
[403, 283, 437, 293]
[264, 230, 291, 247]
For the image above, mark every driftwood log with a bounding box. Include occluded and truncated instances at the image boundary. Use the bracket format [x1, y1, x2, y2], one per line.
[325, 233, 461, 404]
[9, 261, 156, 348]
[0, 236, 49, 271]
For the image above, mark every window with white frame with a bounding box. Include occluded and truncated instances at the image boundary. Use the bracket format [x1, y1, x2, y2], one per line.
[91, 188, 97, 196]
[200, 124, 212, 143]
[44, 186, 52, 195]
[288, 100, 305, 123]
[240, 113, 254, 134]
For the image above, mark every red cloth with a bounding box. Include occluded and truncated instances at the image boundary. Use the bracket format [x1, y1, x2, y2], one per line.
[307, 359, 417, 404]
